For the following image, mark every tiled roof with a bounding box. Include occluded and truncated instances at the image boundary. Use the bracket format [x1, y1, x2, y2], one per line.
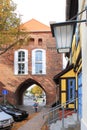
[53, 64, 74, 84]
[20, 18, 51, 32]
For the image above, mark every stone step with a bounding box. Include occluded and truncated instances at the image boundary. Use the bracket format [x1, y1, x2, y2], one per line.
[72, 113, 77, 121]
[50, 120, 62, 130]
[49, 113, 78, 130]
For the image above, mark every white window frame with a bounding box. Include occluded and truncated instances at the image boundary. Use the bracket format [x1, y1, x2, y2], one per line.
[14, 49, 28, 75]
[32, 49, 46, 75]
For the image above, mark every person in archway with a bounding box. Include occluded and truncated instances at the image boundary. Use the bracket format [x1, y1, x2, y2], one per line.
[33, 100, 38, 112]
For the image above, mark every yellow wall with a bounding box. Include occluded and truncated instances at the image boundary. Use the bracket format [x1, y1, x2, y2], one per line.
[61, 79, 66, 91]
[72, 33, 81, 68]
[61, 80, 67, 108]
[60, 70, 76, 109]
[61, 93, 66, 104]
[61, 69, 75, 78]
[68, 104, 74, 109]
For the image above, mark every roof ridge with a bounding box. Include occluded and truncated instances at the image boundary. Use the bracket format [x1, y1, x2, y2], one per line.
[20, 18, 51, 32]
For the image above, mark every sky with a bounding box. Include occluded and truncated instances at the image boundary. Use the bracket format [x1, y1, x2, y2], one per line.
[13, 0, 66, 26]
[13, 0, 67, 67]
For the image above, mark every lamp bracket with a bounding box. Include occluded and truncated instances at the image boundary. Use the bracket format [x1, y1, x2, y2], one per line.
[69, 6, 87, 24]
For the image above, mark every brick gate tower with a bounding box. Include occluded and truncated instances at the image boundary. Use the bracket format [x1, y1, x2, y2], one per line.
[0, 19, 62, 105]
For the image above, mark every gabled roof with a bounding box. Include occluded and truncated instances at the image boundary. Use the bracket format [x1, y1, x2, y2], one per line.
[53, 64, 74, 84]
[20, 18, 51, 32]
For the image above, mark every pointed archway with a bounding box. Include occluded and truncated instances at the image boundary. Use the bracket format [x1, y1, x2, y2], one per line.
[15, 78, 46, 105]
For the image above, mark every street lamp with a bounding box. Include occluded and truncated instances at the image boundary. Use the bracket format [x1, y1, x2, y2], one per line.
[50, 6, 87, 53]
[50, 21, 75, 53]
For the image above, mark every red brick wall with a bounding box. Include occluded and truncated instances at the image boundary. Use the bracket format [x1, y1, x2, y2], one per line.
[0, 31, 62, 105]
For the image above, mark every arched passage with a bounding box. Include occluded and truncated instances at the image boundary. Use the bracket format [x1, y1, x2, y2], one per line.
[15, 78, 46, 105]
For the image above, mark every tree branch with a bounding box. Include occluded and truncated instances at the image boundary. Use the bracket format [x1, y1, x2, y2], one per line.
[0, 34, 28, 55]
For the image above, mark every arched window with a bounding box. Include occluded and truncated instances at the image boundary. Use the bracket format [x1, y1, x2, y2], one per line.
[14, 49, 28, 75]
[32, 49, 46, 75]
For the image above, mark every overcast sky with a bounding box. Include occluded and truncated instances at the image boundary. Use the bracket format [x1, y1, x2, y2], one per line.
[13, 0, 66, 26]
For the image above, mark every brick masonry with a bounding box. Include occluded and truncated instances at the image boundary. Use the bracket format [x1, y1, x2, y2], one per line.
[0, 26, 62, 106]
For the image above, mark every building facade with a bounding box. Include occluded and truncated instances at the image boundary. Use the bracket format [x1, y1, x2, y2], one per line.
[0, 19, 62, 105]
[66, 1, 87, 129]
[50, 0, 87, 129]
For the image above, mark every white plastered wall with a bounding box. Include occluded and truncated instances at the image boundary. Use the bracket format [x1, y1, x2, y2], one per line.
[80, 0, 87, 129]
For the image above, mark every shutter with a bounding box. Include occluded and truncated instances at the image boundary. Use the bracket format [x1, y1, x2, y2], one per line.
[42, 50, 46, 74]
[14, 51, 18, 75]
[25, 50, 28, 74]
[32, 50, 35, 74]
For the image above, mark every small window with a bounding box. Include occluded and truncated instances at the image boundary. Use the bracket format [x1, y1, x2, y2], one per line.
[38, 38, 42, 46]
[29, 38, 34, 45]
[30, 38, 34, 42]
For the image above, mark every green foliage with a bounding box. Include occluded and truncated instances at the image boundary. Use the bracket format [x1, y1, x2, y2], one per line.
[30, 85, 43, 96]
[0, 0, 20, 46]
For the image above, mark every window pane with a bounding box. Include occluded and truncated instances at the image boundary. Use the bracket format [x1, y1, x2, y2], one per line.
[18, 51, 25, 61]
[70, 81, 72, 86]
[35, 51, 42, 61]
[70, 88, 73, 99]
[35, 63, 42, 74]
[32, 49, 46, 75]
[18, 63, 25, 74]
